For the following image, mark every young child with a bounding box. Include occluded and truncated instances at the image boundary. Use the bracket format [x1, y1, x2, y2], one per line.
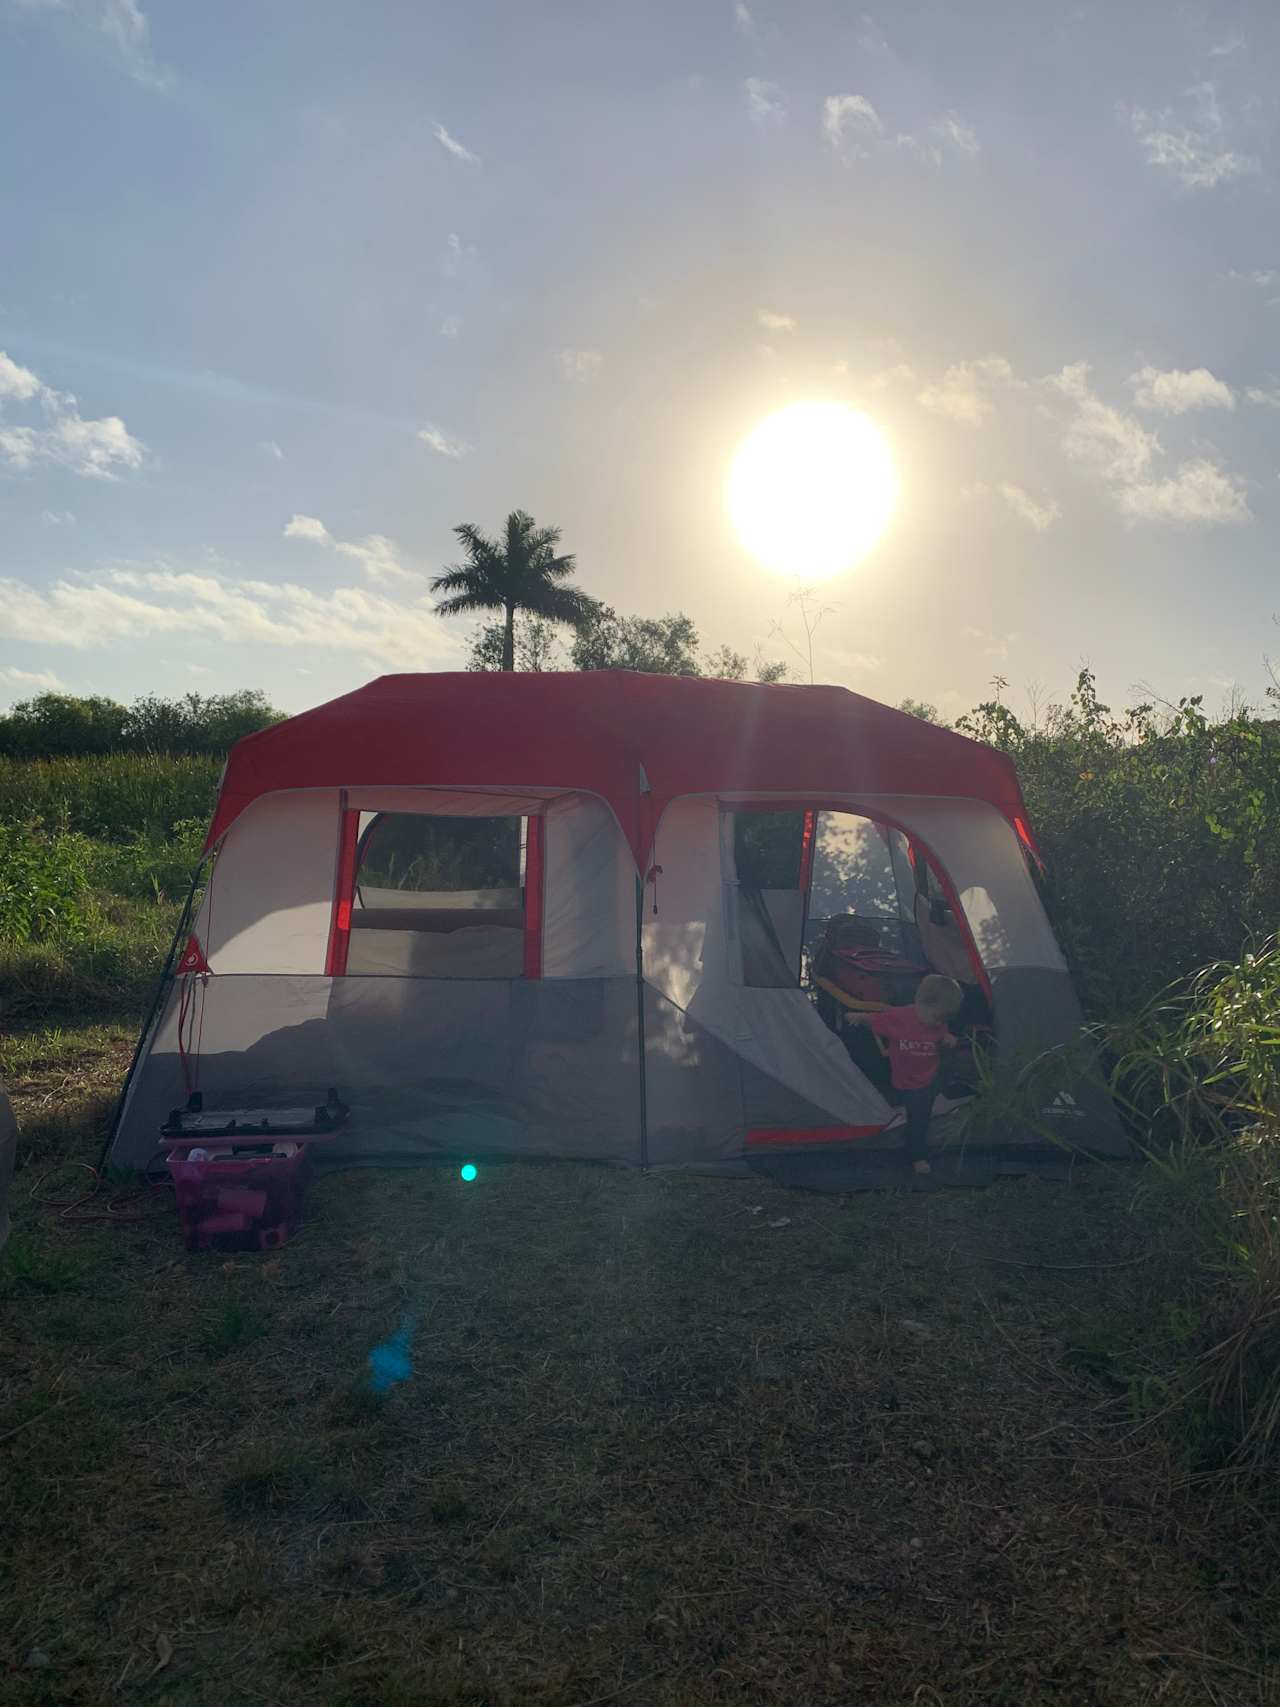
[850, 974, 964, 1176]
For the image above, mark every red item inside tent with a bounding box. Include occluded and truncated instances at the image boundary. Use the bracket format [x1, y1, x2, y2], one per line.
[819, 946, 930, 1009]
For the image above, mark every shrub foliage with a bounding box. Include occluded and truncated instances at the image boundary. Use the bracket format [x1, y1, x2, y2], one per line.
[957, 671, 1280, 1018]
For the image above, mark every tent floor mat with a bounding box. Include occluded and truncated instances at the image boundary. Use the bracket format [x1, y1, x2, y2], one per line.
[748, 1146, 1089, 1193]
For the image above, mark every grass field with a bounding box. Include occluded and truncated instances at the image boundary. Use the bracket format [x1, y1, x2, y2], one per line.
[3, 1027, 1277, 1706]
[2, 731, 1279, 1701]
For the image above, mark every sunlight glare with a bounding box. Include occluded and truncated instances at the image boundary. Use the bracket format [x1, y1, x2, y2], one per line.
[727, 402, 899, 580]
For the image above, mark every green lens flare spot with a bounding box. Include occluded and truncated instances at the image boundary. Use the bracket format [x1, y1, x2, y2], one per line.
[460, 1163, 478, 1182]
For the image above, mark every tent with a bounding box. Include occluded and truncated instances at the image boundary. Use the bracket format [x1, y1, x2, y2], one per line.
[106, 672, 1126, 1179]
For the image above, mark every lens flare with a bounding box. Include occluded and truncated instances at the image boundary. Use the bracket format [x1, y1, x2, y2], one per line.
[367, 1315, 414, 1392]
[460, 1163, 478, 1182]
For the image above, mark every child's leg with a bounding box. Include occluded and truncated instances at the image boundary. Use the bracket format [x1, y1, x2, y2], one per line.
[900, 1087, 933, 1162]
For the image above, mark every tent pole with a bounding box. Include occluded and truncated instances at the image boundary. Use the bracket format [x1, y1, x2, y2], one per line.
[98, 860, 205, 1173]
[634, 872, 649, 1171]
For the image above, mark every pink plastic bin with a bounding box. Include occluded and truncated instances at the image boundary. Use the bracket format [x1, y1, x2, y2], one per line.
[165, 1141, 316, 1252]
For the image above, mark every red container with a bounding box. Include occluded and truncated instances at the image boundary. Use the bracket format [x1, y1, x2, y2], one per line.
[165, 1142, 314, 1252]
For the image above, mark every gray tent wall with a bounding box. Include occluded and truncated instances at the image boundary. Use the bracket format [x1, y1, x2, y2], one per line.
[108, 780, 1126, 1172]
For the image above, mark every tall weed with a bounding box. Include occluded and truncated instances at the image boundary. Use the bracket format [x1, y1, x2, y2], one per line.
[0, 754, 220, 841]
[0, 822, 92, 942]
[0, 892, 180, 1020]
[1107, 939, 1280, 1468]
[84, 818, 207, 901]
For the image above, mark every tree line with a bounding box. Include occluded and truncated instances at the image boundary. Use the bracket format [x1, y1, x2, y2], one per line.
[0, 690, 283, 759]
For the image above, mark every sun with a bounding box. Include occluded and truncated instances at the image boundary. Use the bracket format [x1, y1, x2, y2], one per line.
[726, 401, 899, 580]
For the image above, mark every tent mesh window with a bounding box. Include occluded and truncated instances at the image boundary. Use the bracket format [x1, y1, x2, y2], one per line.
[346, 812, 529, 978]
[730, 809, 925, 991]
[732, 811, 806, 989]
[805, 812, 922, 967]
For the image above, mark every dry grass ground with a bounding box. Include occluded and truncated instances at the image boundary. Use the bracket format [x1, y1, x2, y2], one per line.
[1, 1029, 1276, 1706]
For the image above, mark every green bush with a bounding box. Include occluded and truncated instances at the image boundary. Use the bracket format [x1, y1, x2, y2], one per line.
[84, 818, 208, 901]
[957, 672, 1280, 1018]
[0, 822, 92, 943]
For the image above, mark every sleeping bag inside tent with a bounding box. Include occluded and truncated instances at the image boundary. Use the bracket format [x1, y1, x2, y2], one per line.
[106, 672, 1127, 1179]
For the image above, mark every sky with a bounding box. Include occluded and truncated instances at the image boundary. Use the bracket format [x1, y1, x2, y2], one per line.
[0, 0, 1277, 722]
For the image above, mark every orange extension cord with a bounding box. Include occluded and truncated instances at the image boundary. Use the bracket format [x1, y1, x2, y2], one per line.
[29, 1160, 173, 1225]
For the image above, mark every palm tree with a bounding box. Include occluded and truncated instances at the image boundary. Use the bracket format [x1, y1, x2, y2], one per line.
[431, 511, 598, 671]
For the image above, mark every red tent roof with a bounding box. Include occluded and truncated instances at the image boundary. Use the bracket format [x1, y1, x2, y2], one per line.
[206, 672, 1033, 862]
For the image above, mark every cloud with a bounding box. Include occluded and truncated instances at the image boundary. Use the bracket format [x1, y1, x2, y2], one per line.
[0, 351, 45, 402]
[937, 114, 979, 155]
[998, 484, 1061, 531]
[284, 516, 420, 583]
[0, 348, 145, 479]
[901, 114, 981, 163]
[1047, 363, 1249, 524]
[0, 415, 145, 479]
[744, 77, 785, 125]
[16, 0, 169, 87]
[284, 514, 331, 544]
[100, 0, 163, 82]
[1125, 83, 1256, 189]
[1229, 268, 1276, 287]
[0, 565, 463, 670]
[757, 309, 795, 331]
[998, 485, 1060, 532]
[433, 122, 480, 165]
[1119, 459, 1251, 525]
[827, 648, 883, 675]
[921, 353, 1249, 528]
[557, 348, 603, 382]
[965, 483, 1061, 530]
[822, 93, 882, 151]
[40, 509, 76, 527]
[261, 440, 284, 460]
[1049, 362, 1158, 484]
[438, 315, 461, 338]
[437, 231, 478, 279]
[917, 357, 1017, 425]
[733, 2, 755, 37]
[1246, 386, 1280, 408]
[0, 664, 68, 695]
[418, 423, 471, 457]
[334, 535, 420, 584]
[895, 134, 942, 166]
[1130, 365, 1234, 413]
[962, 625, 1018, 662]
[831, 356, 914, 385]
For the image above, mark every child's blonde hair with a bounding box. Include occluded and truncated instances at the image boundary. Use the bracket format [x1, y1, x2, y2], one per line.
[915, 974, 964, 1024]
